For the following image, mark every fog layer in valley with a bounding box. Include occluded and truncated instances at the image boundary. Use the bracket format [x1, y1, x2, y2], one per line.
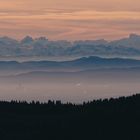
[0, 67, 140, 103]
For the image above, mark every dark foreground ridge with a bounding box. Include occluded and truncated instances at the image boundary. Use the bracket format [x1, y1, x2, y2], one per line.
[0, 94, 140, 140]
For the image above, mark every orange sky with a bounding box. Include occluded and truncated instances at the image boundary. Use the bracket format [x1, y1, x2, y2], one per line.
[0, 0, 140, 40]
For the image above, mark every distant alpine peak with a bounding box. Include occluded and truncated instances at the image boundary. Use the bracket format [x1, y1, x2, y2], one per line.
[129, 33, 140, 39]
[21, 36, 34, 44]
[35, 37, 48, 41]
[23, 36, 33, 40]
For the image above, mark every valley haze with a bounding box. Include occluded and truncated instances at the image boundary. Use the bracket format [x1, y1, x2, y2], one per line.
[0, 56, 139, 103]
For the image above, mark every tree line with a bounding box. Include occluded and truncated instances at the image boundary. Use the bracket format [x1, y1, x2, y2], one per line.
[0, 94, 140, 140]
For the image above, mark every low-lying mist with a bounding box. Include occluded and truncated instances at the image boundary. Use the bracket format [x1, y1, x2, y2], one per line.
[0, 68, 140, 103]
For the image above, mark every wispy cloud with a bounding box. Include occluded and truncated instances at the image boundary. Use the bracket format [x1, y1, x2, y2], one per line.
[0, 0, 140, 40]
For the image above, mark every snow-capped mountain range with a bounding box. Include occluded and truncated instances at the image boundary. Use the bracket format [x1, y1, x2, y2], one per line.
[0, 34, 140, 57]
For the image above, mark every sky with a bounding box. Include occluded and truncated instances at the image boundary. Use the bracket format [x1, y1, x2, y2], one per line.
[0, 0, 140, 40]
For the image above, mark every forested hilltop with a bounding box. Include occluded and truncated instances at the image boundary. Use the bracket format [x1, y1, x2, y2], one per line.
[0, 94, 140, 140]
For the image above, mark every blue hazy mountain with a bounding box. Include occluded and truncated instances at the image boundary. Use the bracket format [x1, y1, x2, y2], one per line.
[2, 66, 140, 86]
[1, 56, 140, 75]
[0, 34, 140, 57]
